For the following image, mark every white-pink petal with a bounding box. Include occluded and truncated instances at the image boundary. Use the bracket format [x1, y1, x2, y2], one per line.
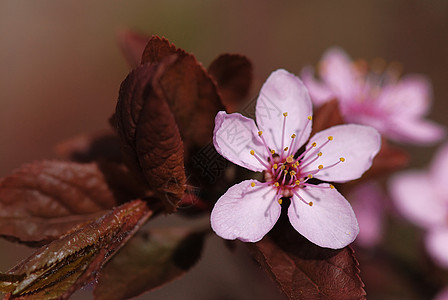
[350, 182, 385, 248]
[255, 69, 313, 153]
[390, 171, 447, 229]
[210, 180, 281, 242]
[213, 111, 267, 172]
[431, 143, 448, 195]
[386, 117, 445, 145]
[287, 184, 359, 249]
[302, 124, 381, 182]
[300, 66, 334, 106]
[426, 228, 448, 269]
[319, 47, 358, 103]
[377, 75, 432, 117]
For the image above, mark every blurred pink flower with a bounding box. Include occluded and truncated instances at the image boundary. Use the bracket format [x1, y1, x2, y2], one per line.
[390, 143, 448, 267]
[435, 287, 448, 300]
[211, 69, 381, 249]
[349, 182, 385, 248]
[301, 47, 445, 144]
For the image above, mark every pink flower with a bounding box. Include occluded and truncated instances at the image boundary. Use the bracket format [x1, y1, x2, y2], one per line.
[349, 182, 385, 248]
[211, 69, 381, 249]
[301, 47, 445, 144]
[390, 143, 448, 268]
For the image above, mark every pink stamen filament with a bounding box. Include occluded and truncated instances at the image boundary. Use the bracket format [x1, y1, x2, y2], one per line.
[299, 153, 321, 170]
[292, 190, 312, 206]
[251, 151, 270, 169]
[280, 113, 287, 160]
[293, 116, 312, 155]
[258, 132, 274, 162]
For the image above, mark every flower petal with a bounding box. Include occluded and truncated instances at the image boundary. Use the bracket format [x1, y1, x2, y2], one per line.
[349, 182, 384, 248]
[213, 111, 267, 172]
[431, 143, 448, 194]
[301, 66, 334, 106]
[302, 124, 381, 182]
[319, 47, 358, 103]
[386, 117, 445, 145]
[210, 180, 281, 242]
[434, 287, 448, 300]
[390, 171, 447, 229]
[255, 69, 312, 153]
[377, 74, 432, 117]
[287, 184, 359, 249]
[426, 228, 448, 269]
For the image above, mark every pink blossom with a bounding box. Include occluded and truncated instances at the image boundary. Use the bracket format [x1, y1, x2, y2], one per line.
[390, 143, 448, 267]
[211, 69, 381, 249]
[301, 47, 445, 144]
[435, 287, 448, 300]
[349, 182, 385, 248]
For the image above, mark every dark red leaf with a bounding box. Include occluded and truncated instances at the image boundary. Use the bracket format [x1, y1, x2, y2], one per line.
[246, 211, 366, 300]
[141, 36, 224, 161]
[208, 54, 253, 113]
[0, 161, 121, 245]
[0, 200, 153, 300]
[140, 36, 186, 65]
[115, 60, 186, 213]
[94, 226, 206, 300]
[54, 130, 122, 163]
[117, 29, 151, 69]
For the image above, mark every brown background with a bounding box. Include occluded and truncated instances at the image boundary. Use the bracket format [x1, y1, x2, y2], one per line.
[0, 1, 447, 299]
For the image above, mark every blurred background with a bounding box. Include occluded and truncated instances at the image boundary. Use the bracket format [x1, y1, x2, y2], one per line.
[0, 1, 447, 299]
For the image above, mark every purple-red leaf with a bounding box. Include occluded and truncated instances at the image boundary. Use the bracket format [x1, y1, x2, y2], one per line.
[208, 54, 253, 113]
[247, 212, 366, 300]
[94, 226, 206, 300]
[0, 161, 121, 245]
[140, 36, 224, 160]
[0, 200, 153, 300]
[54, 130, 122, 163]
[117, 29, 151, 69]
[115, 60, 186, 213]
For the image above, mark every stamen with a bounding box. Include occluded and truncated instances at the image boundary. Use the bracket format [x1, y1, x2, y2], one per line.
[278, 198, 283, 205]
[286, 155, 294, 163]
[292, 190, 313, 207]
[293, 116, 313, 155]
[249, 150, 270, 168]
[300, 152, 322, 169]
[318, 165, 323, 170]
[284, 147, 288, 152]
[295, 142, 317, 162]
[273, 164, 278, 170]
[280, 112, 288, 160]
[250, 182, 256, 187]
[287, 133, 297, 157]
[258, 131, 274, 162]
[328, 136, 333, 141]
[274, 182, 279, 187]
[318, 158, 345, 171]
[330, 184, 335, 189]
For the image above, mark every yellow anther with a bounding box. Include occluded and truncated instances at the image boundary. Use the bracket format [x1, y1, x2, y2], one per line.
[284, 147, 288, 152]
[340, 157, 345, 162]
[274, 182, 279, 187]
[278, 198, 283, 205]
[270, 149, 275, 154]
[308, 174, 313, 179]
[250, 150, 255, 155]
[273, 164, 278, 170]
[307, 116, 312, 120]
[308, 201, 314, 207]
[291, 134, 296, 138]
[284, 170, 288, 175]
[329, 184, 335, 189]
[290, 171, 296, 176]
[258, 131, 263, 136]
[312, 142, 317, 147]
[283, 112, 288, 117]
[318, 165, 323, 170]
[295, 180, 301, 185]
[280, 165, 286, 170]
[317, 152, 322, 157]
[286, 156, 294, 163]
[295, 162, 300, 167]
[328, 136, 333, 141]
[250, 182, 256, 187]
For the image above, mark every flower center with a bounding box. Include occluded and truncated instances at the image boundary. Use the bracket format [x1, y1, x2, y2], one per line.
[249, 112, 344, 206]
